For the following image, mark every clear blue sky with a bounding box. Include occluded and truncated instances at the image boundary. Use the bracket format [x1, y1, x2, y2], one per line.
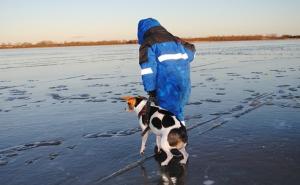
[0, 0, 300, 43]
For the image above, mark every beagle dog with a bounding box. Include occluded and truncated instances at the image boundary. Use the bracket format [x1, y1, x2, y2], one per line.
[122, 96, 188, 166]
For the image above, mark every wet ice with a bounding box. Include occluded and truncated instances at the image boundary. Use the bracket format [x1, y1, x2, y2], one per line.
[1, 40, 300, 185]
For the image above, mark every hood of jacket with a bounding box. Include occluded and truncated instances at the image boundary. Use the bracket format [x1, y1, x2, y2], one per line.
[137, 18, 161, 45]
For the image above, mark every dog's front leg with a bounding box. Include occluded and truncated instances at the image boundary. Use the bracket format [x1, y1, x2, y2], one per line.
[140, 130, 149, 155]
[156, 135, 161, 153]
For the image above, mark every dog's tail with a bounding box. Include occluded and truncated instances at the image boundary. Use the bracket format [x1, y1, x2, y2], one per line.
[167, 126, 188, 149]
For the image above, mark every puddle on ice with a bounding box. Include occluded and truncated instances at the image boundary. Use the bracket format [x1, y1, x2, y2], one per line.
[203, 179, 215, 185]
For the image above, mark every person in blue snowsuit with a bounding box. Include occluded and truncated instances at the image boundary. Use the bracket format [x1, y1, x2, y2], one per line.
[137, 18, 196, 122]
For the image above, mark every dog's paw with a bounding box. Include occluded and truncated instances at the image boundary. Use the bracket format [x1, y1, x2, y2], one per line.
[154, 146, 162, 154]
[157, 148, 161, 153]
[179, 159, 188, 165]
[140, 146, 146, 155]
[160, 161, 169, 166]
[156, 149, 162, 154]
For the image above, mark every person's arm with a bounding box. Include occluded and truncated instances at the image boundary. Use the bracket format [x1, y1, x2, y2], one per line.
[176, 37, 196, 62]
[183, 42, 196, 62]
[139, 46, 157, 93]
[185, 45, 196, 63]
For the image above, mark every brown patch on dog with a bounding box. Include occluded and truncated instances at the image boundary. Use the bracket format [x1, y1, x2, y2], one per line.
[168, 132, 181, 147]
[121, 96, 134, 101]
[167, 127, 188, 149]
[122, 96, 136, 111]
[176, 141, 185, 150]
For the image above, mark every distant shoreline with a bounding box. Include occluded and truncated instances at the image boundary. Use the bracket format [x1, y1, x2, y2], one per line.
[1, 35, 299, 49]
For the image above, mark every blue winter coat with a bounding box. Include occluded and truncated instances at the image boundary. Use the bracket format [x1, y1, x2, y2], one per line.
[138, 18, 196, 121]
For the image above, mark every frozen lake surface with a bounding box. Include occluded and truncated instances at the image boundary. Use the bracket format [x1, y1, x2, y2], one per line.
[0, 40, 300, 185]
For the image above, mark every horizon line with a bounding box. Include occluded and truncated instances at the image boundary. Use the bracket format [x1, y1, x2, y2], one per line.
[1, 34, 300, 49]
[2, 33, 300, 45]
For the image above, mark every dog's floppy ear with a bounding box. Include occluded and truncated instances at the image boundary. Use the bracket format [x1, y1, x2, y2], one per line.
[121, 96, 134, 101]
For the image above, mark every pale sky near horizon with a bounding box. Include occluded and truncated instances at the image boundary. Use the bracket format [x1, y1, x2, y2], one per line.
[0, 0, 300, 43]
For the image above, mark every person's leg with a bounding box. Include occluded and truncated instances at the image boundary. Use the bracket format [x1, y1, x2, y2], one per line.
[156, 135, 161, 153]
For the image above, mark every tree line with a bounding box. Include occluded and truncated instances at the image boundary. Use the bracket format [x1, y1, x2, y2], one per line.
[1, 35, 299, 49]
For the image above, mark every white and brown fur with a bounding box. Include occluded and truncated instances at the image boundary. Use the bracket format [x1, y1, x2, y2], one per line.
[122, 96, 188, 166]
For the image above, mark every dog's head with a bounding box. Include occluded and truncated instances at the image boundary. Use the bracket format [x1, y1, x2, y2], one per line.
[122, 96, 146, 112]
